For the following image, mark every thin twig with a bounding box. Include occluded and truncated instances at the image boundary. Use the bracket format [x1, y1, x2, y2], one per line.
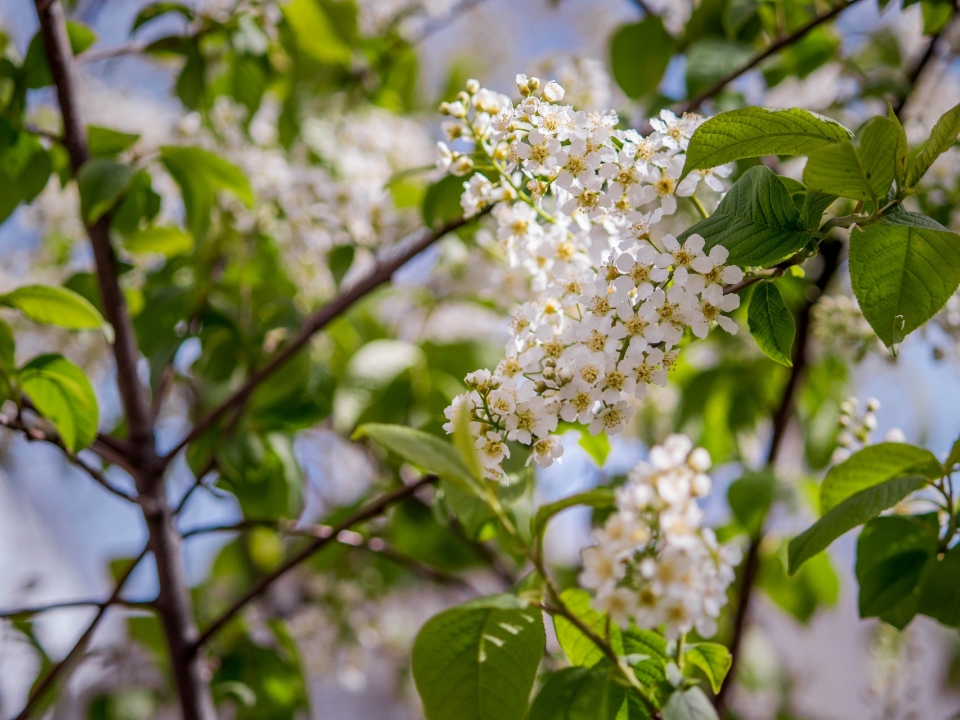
[189, 475, 438, 653]
[78, 40, 148, 63]
[713, 240, 841, 716]
[12, 546, 149, 720]
[172, 457, 218, 515]
[677, 0, 866, 114]
[182, 517, 478, 592]
[0, 597, 153, 619]
[893, 21, 950, 117]
[162, 210, 489, 466]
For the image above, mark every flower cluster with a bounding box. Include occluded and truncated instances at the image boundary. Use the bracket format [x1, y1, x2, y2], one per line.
[439, 76, 742, 479]
[579, 435, 740, 639]
[833, 397, 905, 462]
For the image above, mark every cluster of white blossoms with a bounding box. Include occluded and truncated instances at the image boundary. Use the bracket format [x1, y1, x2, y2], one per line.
[438, 76, 742, 479]
[579, 435, 740, 639]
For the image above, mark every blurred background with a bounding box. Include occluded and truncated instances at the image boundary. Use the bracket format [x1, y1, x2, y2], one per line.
[1, 0, 960, 718]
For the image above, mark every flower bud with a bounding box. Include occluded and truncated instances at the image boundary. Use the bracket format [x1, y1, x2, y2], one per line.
[465, 78, 480, 94]
[541, 81, 565, 102]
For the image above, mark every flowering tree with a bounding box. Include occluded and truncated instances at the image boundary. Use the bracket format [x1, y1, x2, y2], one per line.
[1, 0, 960, 719]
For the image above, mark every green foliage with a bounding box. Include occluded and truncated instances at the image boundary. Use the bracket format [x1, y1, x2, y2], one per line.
[355, 422, 481, 496]
[759, 547, 839, 624]
[528, 664, 626, 720]
[122, 226, 194, 257]
[727, 471, 776, 536]
[78, 158, 135, 223]
[281, 0, 353, 66]
[683, 643, 731, 693]
[0, 121, 52, 223]
[158, 145, 254, 239]
[848, 208, 960, 347]
[802, 116, 900, 203]
[88, 126, 140, 158]
[680, 166, 810, 268]
[554, 588, 622, 667]
[0, 285, 109, 336]
[747, 281, 795, 366]
[531, 487, 615, 546]
[906, 101, 960, 188]
[856, 515, 938, 626]
[411, 594, 544, 720]
[610, 18, 676, 99]
[788, 475, 926, 574]
[18, 354, 99, 451]
[819, 442, 943, 514]
[682, 107, 852, 177]
[918, 545, 960, 627]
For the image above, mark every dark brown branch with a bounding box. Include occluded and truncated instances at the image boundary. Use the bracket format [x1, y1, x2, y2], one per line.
[0, 597, 153, 619]
[190, 475, 438, 653]
[172, 457, 218, 515]
[12, 546, 149, 720]
[182, 517, 478, 592]
[162, 211, 488, 466]
[714, 240, 841, 716]
[677, 0, 865, 114]
[33, 0, 153, 450]
[0, 413, 137, 503]
[893, 22, 951, 117]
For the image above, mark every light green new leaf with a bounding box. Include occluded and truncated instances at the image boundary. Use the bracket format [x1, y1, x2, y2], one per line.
[77, 158, 134, 222]
[123, 226, 194, 257]
[355, 423, 481, 496]
[820, 442, 942, 514]
[802, 117, 900, 202]
[887, 103, 909, 186]
[412, 594, 544, 720]
[788, 476, 926, 574]
[0, 319, 13, 372]
[159, 145, 254, 239]
[610, 17, 676, 99]
[554, 588, 623, 667]
[281, 0, 352, 66]
[531, 488, 615, 545]
[18, 354, 99, 452]
[684, 643, 731, 694]
[0, 285, 110, 339]
[528, 665, 625, 720]
[87, 125, 140, 157]
[944, 435, 960, 474]
[906, 101, 960, 188]
[662, 687, 720, 720]
[848, 209, 960, 347]
[679, 166, 810, 268]
[856, 515, 937, 623]
[747, 281, 795, 366]
[682, 107, 852, 177]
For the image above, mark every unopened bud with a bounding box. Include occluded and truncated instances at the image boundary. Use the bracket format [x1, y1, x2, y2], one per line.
[465, 78, 480, 94]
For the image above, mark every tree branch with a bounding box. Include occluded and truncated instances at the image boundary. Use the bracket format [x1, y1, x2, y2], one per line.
[0, 597, 153, 619]
[12, 546, 149, 720]
[713, 240, 841, 715]
[34, 0, 154, 450]
[190, 475, 438, 653]
[677, 0, 865, 114]
[78, 40, 148, 63]
[893, 21, 951, 117]
[162, 211, 487, 466]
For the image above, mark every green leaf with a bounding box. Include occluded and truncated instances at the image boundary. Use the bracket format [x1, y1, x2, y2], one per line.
[787, 475, 926, 574]
[800, 191, 837, 231]
[759, 548, 839, 624]
[682, 107, 852, 177]
[679, 166, 810, 268]
[423, 174, 465, 228]
[123, 226, 194, 257]
[355, 423, 481, 496]
[0, 285, 110, 337]
[412, 594, 544, 720]
[906, 101, 960, 188]
[0, 319, 14, 373]
[77, 158, 134, 222]
[922, 0, 953, 35]
[159, 145, 254, 239]
[820, 442, 943, 514]
[281, 0, 352, 66]
[918, 545, 960, 627]
[661, 687, 719, 720]
[554, 588, 623, 667]
[532, 488, 615, 546]
[802, 116, 900, 202]
[856, 515, 937, 622]
[18, 354, 99, 452]
[528, 664, 626, 720]
[610, 18, 676, 99]
[453, 406, 484, 483]
[131, 2, 195, 33]
[747, 281, 795, 366]
[848, 208, 960, 347]
[87, 126, 140, 157]
[944, 435, 960, 474]
[685, 39, 753, 98]
[684, 643, 732, 694]
[727, 472, 776, 536]
[887, 103, 909, 186]
[579, 429, 611, 467]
